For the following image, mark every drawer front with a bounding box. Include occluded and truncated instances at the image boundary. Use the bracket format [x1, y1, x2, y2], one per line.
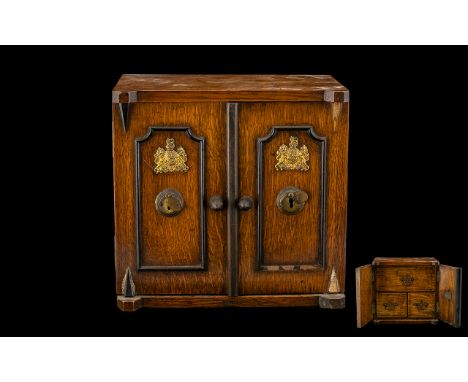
[376, 293, 407, 318]
[375, 266, 437, 292]
[408, 292, 436, 318]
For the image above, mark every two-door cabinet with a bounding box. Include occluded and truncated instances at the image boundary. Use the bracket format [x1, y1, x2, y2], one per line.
[112, 74, 349, 311]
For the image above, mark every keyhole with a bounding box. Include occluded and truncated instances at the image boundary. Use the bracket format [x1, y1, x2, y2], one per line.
[288, 194, 294, 209]
[277, 187, 307, 215]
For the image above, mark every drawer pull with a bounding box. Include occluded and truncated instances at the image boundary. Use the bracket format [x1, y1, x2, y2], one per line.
[399, 274, 415, 286]
[383, 301, 399, 311]
[413, 300, 429, 311]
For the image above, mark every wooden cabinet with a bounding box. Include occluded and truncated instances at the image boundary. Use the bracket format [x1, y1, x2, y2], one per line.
[112, 75, 349, 311]
[356, 257, 462, 327]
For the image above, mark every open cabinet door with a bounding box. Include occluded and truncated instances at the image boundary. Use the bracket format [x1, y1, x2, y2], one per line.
[356, 265, 374, 328]
[439, 265, 462, 328]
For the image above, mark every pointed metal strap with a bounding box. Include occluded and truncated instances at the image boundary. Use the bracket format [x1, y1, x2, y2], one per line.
[119, 103, 130, 132]
[327, 266, 340, 293]
[122, 267, 136, 297]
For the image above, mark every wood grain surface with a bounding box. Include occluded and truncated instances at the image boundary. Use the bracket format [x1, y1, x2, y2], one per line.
[356, 264, 373, 328]
[112, 75, 349, 103]
[375, 266, 437, 292]
[117, 294, 321, 311]
[113, 102, 227, 294]
[238, 102, 349, 294]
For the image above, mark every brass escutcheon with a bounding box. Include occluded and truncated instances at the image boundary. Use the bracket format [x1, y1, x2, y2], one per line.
[276, 186, 309, 215]
[155, 188, 185, 217]
[383, 301, 399, 311]
[414, 300, 429, 311]
[399, 274, 415, 286]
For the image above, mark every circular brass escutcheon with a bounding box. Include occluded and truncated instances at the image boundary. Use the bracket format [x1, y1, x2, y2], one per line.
[276, 186, 308, 215]
[155, 188, 185, 217]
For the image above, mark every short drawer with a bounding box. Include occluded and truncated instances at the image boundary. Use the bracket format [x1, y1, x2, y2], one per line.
[408, 292, 436, 318]
[376, 293, 407, 318]
[375, 266, 436, 292]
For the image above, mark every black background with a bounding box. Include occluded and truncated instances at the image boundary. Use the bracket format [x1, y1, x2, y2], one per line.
[2, 46, 466, 336]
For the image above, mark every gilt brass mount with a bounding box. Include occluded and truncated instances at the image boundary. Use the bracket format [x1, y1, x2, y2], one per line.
[155, 188, 185, 217]
[275, 136, 310, 171]
[276, 186, 308, 215]
[154, 138, 189, 174]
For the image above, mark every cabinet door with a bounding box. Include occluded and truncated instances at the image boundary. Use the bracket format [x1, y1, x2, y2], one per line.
[237, 102, 348, 294]
[438, 265, 462, 327]
[113, 103, 227, 295]
[356, 265, 374, 328]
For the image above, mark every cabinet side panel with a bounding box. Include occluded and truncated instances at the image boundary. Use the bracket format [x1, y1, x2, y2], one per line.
[356, 264, 373, 328]
[113, 103, 134, 294]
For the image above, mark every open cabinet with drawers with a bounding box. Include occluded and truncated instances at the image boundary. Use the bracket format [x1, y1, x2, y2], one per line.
[356, 257, 462, 327]
[112, 74, 349, 311]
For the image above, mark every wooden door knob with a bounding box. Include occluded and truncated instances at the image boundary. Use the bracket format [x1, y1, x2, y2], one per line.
[208, 195, 225, 210]
[237, 196, 254, 211]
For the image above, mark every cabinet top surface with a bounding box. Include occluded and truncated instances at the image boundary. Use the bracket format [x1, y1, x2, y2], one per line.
[372, 257, 439, 266]
[112, 74, 349, 103]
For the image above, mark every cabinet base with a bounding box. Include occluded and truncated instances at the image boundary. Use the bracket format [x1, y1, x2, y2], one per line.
[318, 293, 346, 309]
[117, 294, 346, 312]
[374, 319, 439, 325]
